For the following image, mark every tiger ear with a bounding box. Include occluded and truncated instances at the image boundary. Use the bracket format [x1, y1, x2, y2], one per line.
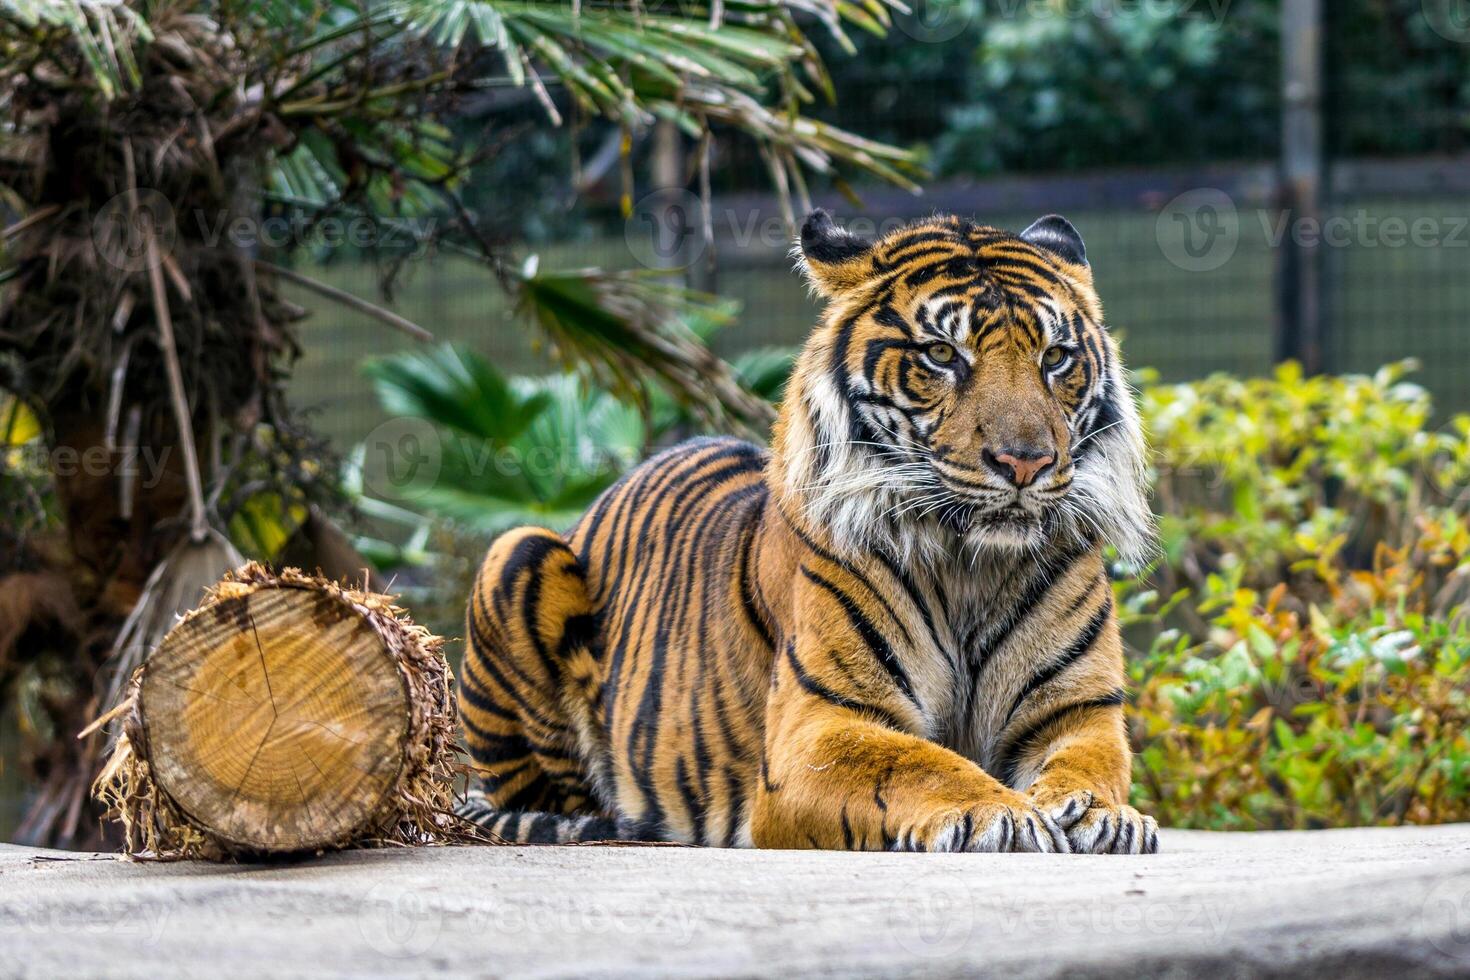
[797, 209, 875, 298]
[1021, 214, 1088, 267]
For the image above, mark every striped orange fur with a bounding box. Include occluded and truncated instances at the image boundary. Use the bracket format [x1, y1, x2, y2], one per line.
[457, 211, 1158, 853]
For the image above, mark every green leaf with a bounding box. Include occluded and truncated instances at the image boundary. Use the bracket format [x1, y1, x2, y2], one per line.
[732, 346, 797, 403]
[363, 344, 549, 444]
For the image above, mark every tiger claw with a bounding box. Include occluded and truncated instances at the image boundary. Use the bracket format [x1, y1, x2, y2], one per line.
[1062, 803, 1159, 854]
[907, 796, 1070, 853]
[1015, 807, 1071, 853]
[1040, 789, 1094, 829]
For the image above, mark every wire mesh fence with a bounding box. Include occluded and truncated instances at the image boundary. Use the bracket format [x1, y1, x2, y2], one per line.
[286, 1, 1470, 450]
[290, 166, 1470, 451]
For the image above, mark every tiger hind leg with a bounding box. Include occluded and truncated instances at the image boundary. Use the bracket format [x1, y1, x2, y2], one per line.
[457, 527, 635, 842]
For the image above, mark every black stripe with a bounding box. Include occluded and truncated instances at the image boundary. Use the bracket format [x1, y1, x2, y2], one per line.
[524, 813, 562, 843]
[800, 566, 918, 709]
[787, 523, 914, 650]
[490, 768, 546, 812]
[468, 591, 564, 734]
[674, 755, 704, 845]
[872, 304, 910, 335]
[723, 767, 745, 848]
[1076, 385, 1123, 465]
[500, 534, 564, 681]
[985, 252, 1069, 287]
[782, 640, 906, 732]
[877, 231, 961, 265]
[459, 712, 530, 754]
[969, 541, 1090, 673]
[556, 612, 597, 659]
[624, 472, 762, 830]
[602, 440, 764, 739]
[460, 711, 574, 764]
[1002, 597, 1115, 730]
[902, 257, 964, 288]
[736, 494, 777, 651]
[998, 688, 1128, 787]
[458, 665, 519, 721]
[576, 815, 631, 841]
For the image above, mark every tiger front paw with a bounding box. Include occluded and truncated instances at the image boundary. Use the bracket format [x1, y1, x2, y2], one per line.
[901, 794, 1071, 853]
[1032, 788, 1159, 854]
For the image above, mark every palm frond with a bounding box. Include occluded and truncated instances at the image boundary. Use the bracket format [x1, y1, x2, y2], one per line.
[1, 0, 152, 97]
[511, 257, 775, 435]
[358, 350, 645, 532]
[362, 344, 551, 444]
[391, 0, 924, 196]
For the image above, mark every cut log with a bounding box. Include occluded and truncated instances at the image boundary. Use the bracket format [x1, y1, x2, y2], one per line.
[92, 563, 470, 859]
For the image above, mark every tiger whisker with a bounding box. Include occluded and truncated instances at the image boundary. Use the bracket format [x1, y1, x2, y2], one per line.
[1071, 418, 1126, 452]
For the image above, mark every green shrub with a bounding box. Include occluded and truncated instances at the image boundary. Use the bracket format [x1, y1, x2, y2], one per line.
[1127, 362, 1470, 829]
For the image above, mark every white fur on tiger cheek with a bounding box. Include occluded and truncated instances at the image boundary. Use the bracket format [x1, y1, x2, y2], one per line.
[1063, 355, 1154, 569]
[782, 334, 1154, 568]
[785, 373, 895, 554]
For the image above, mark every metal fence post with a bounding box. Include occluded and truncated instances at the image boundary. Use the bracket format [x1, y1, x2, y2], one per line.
[1278, 0, 1326, 373]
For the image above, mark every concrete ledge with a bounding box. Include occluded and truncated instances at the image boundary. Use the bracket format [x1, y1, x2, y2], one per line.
[3, 825, 1470, 978]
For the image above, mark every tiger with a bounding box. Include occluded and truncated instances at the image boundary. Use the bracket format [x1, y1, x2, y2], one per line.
[455, 209, 1159, 854]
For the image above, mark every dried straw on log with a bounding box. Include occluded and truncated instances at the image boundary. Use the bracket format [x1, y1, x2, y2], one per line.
[91, 563, 473, 859]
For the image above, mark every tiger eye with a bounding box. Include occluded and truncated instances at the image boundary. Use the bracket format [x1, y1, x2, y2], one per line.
[1042, 346, 1067, 368]
[927, 343, 956, 365]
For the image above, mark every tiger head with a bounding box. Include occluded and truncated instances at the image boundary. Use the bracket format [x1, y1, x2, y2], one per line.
[773, 210, 1152, 567]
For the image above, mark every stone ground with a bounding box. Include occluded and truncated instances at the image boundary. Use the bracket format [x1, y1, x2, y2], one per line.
[3, 824, 1470, 978]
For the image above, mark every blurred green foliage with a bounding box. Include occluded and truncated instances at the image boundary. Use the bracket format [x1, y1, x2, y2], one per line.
[442, 0, 1470, 227]
[934, 0, 1279, 173]
[812, 0, 1470, 178]
[1128, 362, 1470, 829]
[355, 342, 795, 538]
[361, 345, 645, 534]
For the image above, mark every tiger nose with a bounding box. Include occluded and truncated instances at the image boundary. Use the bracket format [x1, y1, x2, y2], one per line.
[982, 448, 1055, 488]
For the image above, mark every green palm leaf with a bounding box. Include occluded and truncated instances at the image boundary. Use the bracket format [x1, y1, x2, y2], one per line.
[1, 0, 153, 97]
